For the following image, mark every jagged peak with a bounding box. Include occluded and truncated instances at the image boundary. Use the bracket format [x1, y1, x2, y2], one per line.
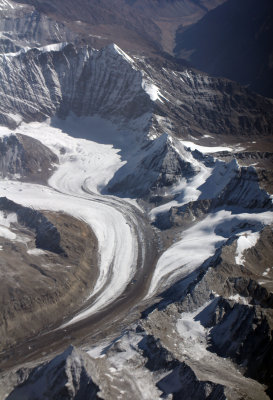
[49, 345, 83, 367]
[104, 43, 135, 65]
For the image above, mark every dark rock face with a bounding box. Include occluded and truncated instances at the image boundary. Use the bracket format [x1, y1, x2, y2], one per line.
[107, 134, 197, 198]
[168, 226, 273, 396]
[138, 334, 226, 399]
[208, 298, 273, 395]
[157, 364, 226, 400]
[0, 197, 65, 255]
[138, 56, 273, 139]
[0, 134, 58, 183]
[6, 346, 100, 400]
[174, 0, 273, 98]
[0, 135, 25, 175]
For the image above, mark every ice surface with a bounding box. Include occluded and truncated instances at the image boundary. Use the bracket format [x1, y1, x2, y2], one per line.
[0, 117, 141, 322]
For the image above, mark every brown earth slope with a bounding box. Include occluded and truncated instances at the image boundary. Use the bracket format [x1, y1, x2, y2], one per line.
[0, 201, 98, 352]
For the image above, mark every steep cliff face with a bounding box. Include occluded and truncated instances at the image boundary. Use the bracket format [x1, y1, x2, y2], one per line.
[107, 134, 198, 198]
[6, 346, 100, 400]
[0, 196, 65, 254]
[0, 0, 76, 53]
[143, 63, 273, 139]
[0, 44, 153, 130]
[1, 42, 272, 140]
[171, 226, 273, 396]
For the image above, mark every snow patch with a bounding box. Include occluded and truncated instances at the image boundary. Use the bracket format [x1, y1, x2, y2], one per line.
[7, 113, 23, 125]
[235, 231, 260, 265]
[0, 226, 16, 240]
[181, 140, 232, 154]
[228, 294, 250, 305]
[37, 42, 68, 53]
[142, 80, 162, 102]
[262, 268, 270, 276]
[112, 43, 134, 65]
[27, 248, 47, 256]
[0, 211, 17, 227]
[176, 301, 212, 360]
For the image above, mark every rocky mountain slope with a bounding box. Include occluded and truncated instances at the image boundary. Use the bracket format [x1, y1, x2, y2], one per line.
[0, 133, 57, 182]
[5, 346, 100, 400]
[0, 196, 98, 351]
[8, 0, 227, 54]
[1, 42, 273, 138]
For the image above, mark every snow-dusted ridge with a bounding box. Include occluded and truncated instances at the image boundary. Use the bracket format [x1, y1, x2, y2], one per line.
[0, 41, 168, 132]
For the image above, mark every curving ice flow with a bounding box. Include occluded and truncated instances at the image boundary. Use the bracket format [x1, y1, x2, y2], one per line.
[0, 118, 145, 322]
[147, 210, 273, 298]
